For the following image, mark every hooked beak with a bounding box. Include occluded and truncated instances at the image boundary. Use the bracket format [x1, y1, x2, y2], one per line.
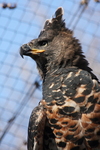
[20, 44, 45, 58]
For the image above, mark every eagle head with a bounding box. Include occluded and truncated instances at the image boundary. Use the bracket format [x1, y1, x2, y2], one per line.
[20, 7, 91, 78]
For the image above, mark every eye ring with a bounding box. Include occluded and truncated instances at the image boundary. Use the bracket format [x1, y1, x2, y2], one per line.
[38, 40, 48, 47]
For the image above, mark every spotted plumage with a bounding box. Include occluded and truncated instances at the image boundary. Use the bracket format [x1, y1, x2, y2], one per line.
[20, 7, 100, 150]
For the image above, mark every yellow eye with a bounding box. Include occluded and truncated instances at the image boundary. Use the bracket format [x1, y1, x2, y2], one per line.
[38, 40, 48, 47]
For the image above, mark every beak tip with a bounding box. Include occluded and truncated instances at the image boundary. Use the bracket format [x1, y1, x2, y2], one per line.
[21, 55, 24, 59]
[19, 47, 24, 58]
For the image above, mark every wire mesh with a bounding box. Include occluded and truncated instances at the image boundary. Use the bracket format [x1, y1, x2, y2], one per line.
[0, 0, 100, 150]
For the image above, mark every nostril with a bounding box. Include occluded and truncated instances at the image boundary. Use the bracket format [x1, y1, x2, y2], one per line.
[22, 44, 31, 51]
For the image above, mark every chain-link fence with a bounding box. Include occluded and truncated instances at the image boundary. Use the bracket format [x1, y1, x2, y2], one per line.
[0, 0, 100, 150]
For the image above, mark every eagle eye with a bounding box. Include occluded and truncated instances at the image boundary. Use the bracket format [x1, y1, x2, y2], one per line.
[38, 40, 48, 47]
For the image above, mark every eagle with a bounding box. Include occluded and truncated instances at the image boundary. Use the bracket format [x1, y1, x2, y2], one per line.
[20, 7, 100, 150]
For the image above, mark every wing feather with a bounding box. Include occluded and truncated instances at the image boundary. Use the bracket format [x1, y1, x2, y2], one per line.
[28, 104, 46, 150]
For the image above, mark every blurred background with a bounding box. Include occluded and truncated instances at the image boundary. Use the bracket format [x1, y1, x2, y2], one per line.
[0, 0, 100, 149]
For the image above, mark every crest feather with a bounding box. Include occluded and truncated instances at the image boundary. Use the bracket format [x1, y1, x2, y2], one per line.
[43, 7, 65, 30]
[55, 7, 64, 21]
[39, 7, 72, 37]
